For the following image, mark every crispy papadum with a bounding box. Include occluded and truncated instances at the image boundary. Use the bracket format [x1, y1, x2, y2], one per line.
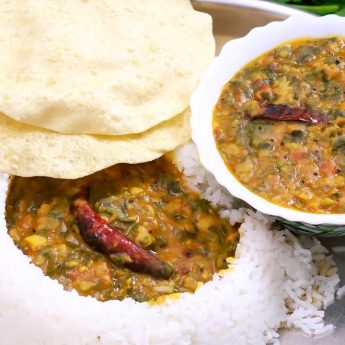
[0, 0, 214, 135]
[0, 109, 190, 178]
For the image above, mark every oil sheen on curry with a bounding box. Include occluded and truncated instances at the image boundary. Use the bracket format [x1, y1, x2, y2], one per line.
[213, 36, 345, 214]
[6, 156, 238, 302]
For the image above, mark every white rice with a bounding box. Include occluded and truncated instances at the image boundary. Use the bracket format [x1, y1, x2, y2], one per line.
[336, 285, 345, 299]
[0, 142, 340, 344]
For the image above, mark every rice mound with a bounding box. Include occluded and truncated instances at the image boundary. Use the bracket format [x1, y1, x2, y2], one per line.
[0, 143, 340, 345]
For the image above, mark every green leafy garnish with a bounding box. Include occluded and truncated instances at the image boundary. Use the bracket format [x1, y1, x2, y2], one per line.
[270, 0, 345, 16]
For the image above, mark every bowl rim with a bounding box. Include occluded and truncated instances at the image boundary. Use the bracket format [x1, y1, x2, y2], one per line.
[194, 0, 315, 18]
[190, 14, 345, 225]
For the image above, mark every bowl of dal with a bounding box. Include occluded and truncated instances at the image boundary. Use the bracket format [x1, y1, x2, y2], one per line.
[191, 15, 345, 234]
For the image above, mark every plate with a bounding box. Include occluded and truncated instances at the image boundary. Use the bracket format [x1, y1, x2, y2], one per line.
[192, 1, 345, 344]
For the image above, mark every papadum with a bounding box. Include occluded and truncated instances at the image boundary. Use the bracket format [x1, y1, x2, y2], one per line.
[0, 0, 214, 135]
[0, 109, 190, 179]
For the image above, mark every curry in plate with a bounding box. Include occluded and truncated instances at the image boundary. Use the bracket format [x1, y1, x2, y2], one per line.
[6, 156, 238, 302]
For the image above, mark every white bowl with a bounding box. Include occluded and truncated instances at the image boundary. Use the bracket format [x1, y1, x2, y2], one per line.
[190, 14, 345, 225]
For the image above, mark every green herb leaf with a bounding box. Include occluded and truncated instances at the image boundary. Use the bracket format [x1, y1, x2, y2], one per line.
[269, 0, 345, 15]
[336, 6, 345, 15]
